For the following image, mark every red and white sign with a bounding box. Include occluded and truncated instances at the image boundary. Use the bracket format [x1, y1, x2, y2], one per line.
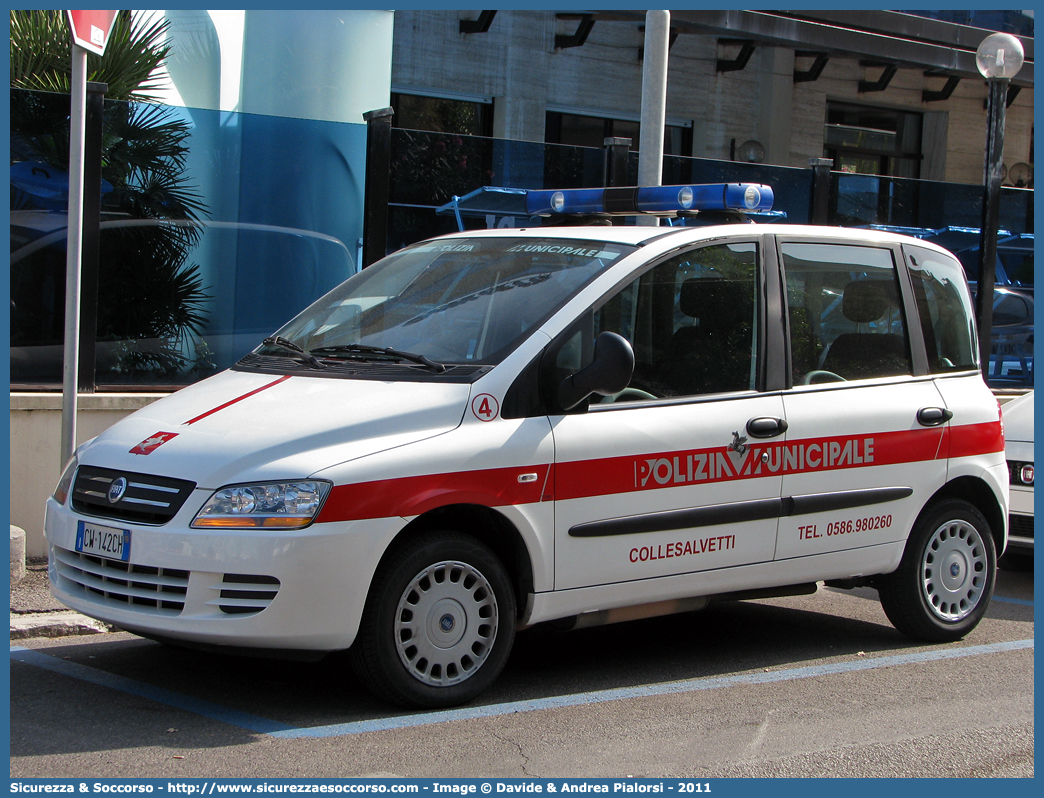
[471, 393, 500, 422]
[66, 10, 118, 56]
[129, 431, 179, 456]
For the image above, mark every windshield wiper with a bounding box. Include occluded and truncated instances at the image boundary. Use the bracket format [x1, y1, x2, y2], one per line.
[312, 343, 447, 373]
[260, 336, 327, 370]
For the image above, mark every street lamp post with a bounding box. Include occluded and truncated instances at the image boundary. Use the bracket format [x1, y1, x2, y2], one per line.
[974, 32, 1024, 382]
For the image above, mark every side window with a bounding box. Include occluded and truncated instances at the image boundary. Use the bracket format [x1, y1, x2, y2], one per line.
[904, 245, 979, 373]
[782, 242, 912, 384]
[556, 241, 759, 400]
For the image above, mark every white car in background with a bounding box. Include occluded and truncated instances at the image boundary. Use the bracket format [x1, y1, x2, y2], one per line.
[1001, 390, 1034, 570]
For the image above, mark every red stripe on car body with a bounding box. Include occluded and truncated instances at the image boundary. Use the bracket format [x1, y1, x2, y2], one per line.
[183, 375, 293, 426]
[317, 464, 552, 523]
[314, 421, 1002, 524]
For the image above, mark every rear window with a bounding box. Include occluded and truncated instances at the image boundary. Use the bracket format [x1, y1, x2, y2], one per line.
[904, 245, 979, 373]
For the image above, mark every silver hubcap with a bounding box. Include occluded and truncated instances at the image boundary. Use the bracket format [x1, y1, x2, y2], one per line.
[922, 519, 987, 622]
[394, 560, 498, 687]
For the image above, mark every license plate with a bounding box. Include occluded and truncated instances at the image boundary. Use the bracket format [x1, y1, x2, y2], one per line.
[75, 521, 131, 562]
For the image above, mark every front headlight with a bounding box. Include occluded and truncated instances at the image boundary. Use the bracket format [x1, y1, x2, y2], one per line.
[191, 480, 331, 529]
[52, 454, 79, 505]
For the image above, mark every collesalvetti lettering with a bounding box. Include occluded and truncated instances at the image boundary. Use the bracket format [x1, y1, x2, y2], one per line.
[630, 535, 736, 563]
[636, 437, 875, 488]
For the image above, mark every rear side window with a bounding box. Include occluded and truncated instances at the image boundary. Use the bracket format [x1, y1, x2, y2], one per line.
[782, 242, 912, 384]
[904, 245, 978, 373]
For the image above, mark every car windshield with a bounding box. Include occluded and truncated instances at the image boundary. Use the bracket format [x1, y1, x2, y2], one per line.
[266, 236, 636, 367]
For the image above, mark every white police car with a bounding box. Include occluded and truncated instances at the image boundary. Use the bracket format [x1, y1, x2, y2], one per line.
[45, 184, 1008, 708]
[1000, 390, 1033, 569]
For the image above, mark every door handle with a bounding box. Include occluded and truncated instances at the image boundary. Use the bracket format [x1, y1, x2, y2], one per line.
[917, 407, 953, 427]
[747, 416, 788, 438]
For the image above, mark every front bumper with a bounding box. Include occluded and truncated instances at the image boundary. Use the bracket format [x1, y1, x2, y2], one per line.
[44, 495, 403, 651]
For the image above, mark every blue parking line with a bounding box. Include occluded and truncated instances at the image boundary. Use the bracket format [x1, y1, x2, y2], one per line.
[992, 595, 1034, 607]
[12, 638, 1034, 740]
[9, 647, 293, 735]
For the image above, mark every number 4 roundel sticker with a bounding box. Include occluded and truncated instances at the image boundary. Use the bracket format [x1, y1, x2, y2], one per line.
[471, 393, 500, 422]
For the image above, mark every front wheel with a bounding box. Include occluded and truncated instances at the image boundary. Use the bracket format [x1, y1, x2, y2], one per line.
[349, 530, 516, 708]
[878, 499, 996, 642]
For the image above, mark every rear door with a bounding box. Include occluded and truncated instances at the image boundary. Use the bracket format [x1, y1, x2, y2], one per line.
[550, 237, 787, 590]
[774, 237, 949, 560]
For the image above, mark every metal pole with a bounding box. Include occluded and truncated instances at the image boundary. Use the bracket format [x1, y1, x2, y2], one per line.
[61, 45, 89, 467]
[362, 106, 394, 268]
[637, 10, 669, 227]
[604, 136, 632, 227]
[603, 137, 632, 188]
[808, 157, 833, 225]
[975, 78, 1008, 381]
[78, 81, 108, 394]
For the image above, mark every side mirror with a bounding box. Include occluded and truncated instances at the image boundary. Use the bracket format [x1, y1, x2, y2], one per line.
[558, 331, 635, 411]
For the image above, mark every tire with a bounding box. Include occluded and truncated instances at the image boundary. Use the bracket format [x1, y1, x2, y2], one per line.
[349, 530, 516, 708]
[878, 499, 996, 642]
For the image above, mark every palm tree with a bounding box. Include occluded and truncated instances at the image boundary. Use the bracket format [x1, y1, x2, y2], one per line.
[10, 10, 211, 380]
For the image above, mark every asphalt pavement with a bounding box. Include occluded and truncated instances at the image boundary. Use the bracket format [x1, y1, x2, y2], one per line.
[11, 574, 1034, 778]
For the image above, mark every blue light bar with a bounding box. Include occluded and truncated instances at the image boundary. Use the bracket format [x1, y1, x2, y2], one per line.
[525, 183, 774, 216]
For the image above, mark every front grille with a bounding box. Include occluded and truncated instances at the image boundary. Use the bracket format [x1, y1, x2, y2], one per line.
[214, 573, 281, 615]
[1008, 460, 1034, 487]
[53, 545, 189, 615]
[1010, 514, 1034, 539]
[72, 466, 195, 525]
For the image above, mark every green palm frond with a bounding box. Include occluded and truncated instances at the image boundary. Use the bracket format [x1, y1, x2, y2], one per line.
[10, 10, 171, 102]
[103, 102, 193, 180]
[11, 8, 215, 376]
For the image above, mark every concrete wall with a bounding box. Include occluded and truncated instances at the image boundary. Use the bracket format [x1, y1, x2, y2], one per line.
[9, 394, 167, 559]
[393, 10, 1034, 181]
[144, 9, 395, 123]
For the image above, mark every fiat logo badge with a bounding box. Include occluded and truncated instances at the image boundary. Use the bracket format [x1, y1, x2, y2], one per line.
[108, 477, 128, 504]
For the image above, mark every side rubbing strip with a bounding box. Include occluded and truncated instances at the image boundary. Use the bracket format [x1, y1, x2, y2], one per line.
[570, 498, 782, 538]
[568, 487, 912, 538]
[785, 486, 913, 516]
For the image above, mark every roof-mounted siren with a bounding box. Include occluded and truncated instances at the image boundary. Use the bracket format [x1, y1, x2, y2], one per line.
[525, 183, 774, 217]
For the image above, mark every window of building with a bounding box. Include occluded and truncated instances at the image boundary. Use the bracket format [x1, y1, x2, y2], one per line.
[824, 102, 923, 178]
[391, 92, 493, 137]
[546, 111, 692, 156]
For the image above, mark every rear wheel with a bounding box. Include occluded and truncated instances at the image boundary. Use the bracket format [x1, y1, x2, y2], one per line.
[350, 530, 516, 708]
[878, 499, 996, 642]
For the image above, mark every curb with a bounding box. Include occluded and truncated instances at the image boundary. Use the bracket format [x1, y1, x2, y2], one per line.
[10, 611, 115, 640]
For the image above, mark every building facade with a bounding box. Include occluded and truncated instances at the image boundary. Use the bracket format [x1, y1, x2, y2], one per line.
[391, 10, 1034, 187]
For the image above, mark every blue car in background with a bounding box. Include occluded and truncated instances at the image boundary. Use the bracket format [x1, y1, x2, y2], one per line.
[866, 225, 1033, 387]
